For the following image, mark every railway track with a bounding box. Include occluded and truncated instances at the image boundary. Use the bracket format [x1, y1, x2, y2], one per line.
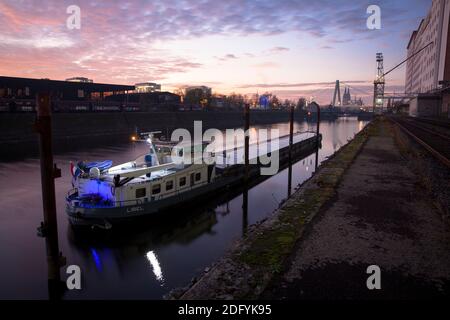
[402, 117, 450, 141]
[409, 116, 450, 129]
[388, 116, 450, 169]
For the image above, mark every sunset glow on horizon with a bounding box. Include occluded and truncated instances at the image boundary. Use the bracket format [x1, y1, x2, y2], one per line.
[0, 0, 431, 104]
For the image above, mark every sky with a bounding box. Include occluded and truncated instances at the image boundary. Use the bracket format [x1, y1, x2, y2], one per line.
[0, 0, 432, 104]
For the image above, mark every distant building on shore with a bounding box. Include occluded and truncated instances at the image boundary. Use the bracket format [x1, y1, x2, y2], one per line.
[341, 87, 363, 108]
[343, 87, 351, 105]
[185, 86, 212, 96]
[210, 94, 226, 108]
[106, 91, 181, 111]
[0, 76, 134, 112]
[405, 0, 450, 117]
[183, 86, 212, 109]
[66, 77, 93, 83]
[135, 82, 161, 93]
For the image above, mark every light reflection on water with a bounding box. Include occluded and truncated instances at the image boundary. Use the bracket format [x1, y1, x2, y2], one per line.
[146, 251, 164, 285]
[0, 118, 368, 299]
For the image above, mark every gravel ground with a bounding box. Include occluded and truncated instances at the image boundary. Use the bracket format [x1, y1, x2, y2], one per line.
[393, 120, 450, 221]
[407, 117, 450, 138]
[262, 119, 450, 300]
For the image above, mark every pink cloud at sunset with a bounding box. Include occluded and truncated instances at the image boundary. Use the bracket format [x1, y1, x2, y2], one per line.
[0, 0, 431, 104]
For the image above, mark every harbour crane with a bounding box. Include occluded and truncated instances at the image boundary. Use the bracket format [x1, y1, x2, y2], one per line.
[373, 41, 434, 112]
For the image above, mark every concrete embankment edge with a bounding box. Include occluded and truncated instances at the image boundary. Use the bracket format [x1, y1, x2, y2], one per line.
[172, 118, 378, 300]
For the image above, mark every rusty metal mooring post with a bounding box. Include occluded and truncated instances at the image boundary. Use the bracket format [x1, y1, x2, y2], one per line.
[34, 92, 65, 299]
[316, 104, 321, 144]
[242, 103, 250, 235]
[244, 103, 250, 182]
[315, 104, 321, 170]
[288, 105, 294, 197]
[242, 188, 249, 236]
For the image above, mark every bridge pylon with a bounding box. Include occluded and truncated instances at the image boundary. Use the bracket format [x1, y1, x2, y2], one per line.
[332, 80, 342, 107]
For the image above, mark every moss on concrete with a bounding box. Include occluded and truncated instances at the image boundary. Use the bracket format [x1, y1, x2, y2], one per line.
[234, 118, 379, 299]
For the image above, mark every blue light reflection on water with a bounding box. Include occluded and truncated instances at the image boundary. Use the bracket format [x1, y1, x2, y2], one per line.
[90, 248, 102, 271]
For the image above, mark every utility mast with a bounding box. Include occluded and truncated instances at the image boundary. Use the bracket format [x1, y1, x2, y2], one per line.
[373, 53, 385, 112]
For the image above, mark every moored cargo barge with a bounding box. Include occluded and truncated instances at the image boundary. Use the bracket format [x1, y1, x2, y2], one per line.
[66, 131, 321, 228]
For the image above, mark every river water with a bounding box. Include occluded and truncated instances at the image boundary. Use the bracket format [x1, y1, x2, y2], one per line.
[0, 117, 368, 299]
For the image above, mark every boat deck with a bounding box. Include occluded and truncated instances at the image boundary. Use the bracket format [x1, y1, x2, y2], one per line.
[215, 131, 317, 168]
[91, 131, 318, 181]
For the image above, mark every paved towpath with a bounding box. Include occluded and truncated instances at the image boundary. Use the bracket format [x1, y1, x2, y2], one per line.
[263, 120, 450, 299]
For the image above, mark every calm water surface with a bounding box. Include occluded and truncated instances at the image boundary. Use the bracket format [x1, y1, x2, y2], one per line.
[0, 118, 368, 299]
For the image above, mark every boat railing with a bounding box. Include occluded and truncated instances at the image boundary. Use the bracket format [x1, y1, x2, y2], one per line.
[66, 188, 78, 198]
[216, 130, 317, 154]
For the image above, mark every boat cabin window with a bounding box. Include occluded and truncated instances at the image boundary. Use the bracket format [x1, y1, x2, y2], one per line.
[179, 177, 186, 187]
[195, 172, 201, 182]
[152, 184, 161, 195]
[166, 180, 174, 191]
[136, 188, 146, 198]
[178, 148, 183, 157]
